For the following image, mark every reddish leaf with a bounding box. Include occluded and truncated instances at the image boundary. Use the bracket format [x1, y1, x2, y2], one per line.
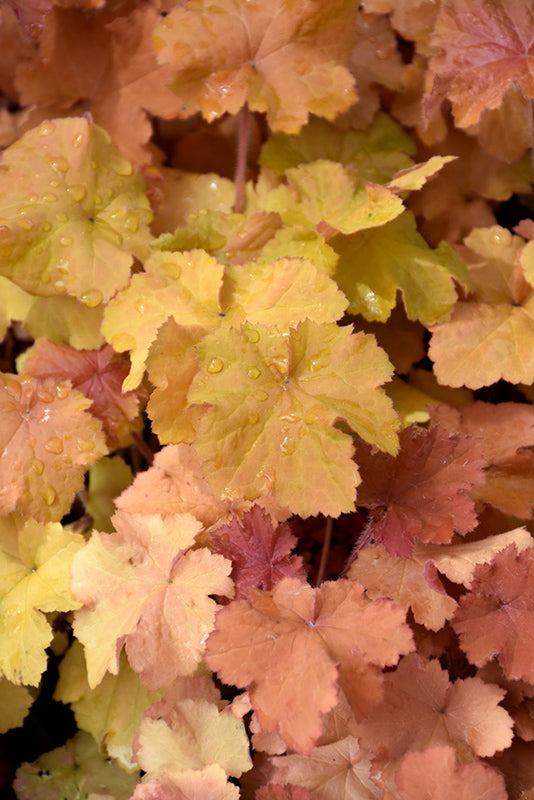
[354, 424, 485, 556]
[453, 544, 534, 682]
[22, 339, 145, 449]
[210, 506, 307, 598]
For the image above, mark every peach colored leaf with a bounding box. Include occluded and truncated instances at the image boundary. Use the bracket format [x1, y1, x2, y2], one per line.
[257, 786, 313, 800]
[205, 577, 413, 754]
[210, 506, 306, 598]
[333, 210, 469, 324]
[21, 339, 145, 449]
[395, 746, 507, 800]
[429, 401, 534, 517]
[415, 527, 534, 589]
[188, 320, 399, 517]
[453, 544, 534, 682]
[428, 226, 534, 388]
[423, 0, 534, 129]
[102, 249, 224, 391]
[133, 765, 240, 800]
[348, 543, 458, 631]
[135, 699, 252, 778]
[0, 117, 152, 304]
[353, 424, 485, 556]
[115, 444, 289, 534]
[272, 737, 380, 800]
[0, 519, 83, 685]
[358, 654, 513, 762]
[71, 511, 234, 689]
[0, 373, 107, 522]
[15, 4, 186, 165]
[153, 0, 358, 132]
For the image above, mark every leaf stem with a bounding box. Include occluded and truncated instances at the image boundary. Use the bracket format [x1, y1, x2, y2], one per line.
[316, 516, 333, 586]
[233, 103, 251, 213]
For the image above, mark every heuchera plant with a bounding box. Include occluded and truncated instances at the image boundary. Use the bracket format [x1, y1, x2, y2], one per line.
[1, 0, 534, 797]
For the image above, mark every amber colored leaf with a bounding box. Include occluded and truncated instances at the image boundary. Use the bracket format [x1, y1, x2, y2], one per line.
[332, 210, 469, 323]
[153, 0, 358, 132]
[272, 737, 379, 800]
[102, 249, 224, 391]
[430, 401, 534, 517]
[206, 577, 413, 753]
[22, 339, 145, 449]
[0, 519, 84, 685]
[135, 699, 252, 778]
[395, 746, 507, 800]
[210, 506, 306, 598]
[0, 373, 107, 522]
[133, 765, 240, 800]
[0, 679, 33, 733]
[115, 444, 289, 535]
[429, 226, 534, 388]
[423, 0, 534, 129]
[0, 117, 152, 304]
[453, 544, 534, 682]
[71, 511, 234, 690]
[353, 424, 485, 556]
[358, 654, 513, 764]
[15, 4, 186, 164]
[188, 320, 399, 517]
[348, 543, 458, 631]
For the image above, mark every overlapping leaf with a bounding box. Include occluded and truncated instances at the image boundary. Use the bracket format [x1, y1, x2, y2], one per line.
[0, 117, 152, 304]
[206, 577, 413, 753]
[71, 511, 234, 689]
[153, 0, 358, 132]
[188, 320, 399, 517]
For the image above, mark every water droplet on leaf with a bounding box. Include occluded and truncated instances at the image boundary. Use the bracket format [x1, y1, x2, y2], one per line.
[39, 121, 56, 136]
[207, 357, 224, 374]
[247, 366, 261, 379]
[68, 184, 86, 203]
[81, 289, 104, 308]
[111, 333, 136, 351]
[59, 236, 73, 247]
[44, 437, 63, 454]
[41, 485, 56, 506]
[33, 459, 44, 475]
[254, 390, 269, 401]
[245, 328, 260, 343]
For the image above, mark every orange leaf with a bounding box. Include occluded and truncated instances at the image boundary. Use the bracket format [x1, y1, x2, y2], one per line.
[153, 0, 358, 132]
[205, 577, 413, 754]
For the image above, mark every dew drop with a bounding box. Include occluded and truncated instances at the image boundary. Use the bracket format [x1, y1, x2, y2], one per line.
[307, 357, 320, 372]
[77, 438, 96, 452]
[54, 280, 66, 292]
[32, 459, 44, 475]
[59, 236, 73, 247]
[280, 436, 296, 455]
[253, 390, 269, 401]
[375, 46, 390, 60]
[125, 213, 139, 233]
[44, 436, 63, 454]
[68, 184, 86, 202]
[56, 211, 68, 223]
[245, 328, 260, 343]
[51, 156, 69, 173]
[37, 389, 54, 403]
[41, 485, 57, 506]
[41, 193, 57, 203]
[110, 155, 134, 177]
[72, 132, 85, 148]
[135, 298, 148, 314]
[111, 332, 136, 351]
[81, 289, 104, 308]
[207, 357, 224, 374]
[49, 179, 60, 188]
[17, 219, 33, 231]
[55, 383, 70, 399]
[39, 121, 56, 136]
[57, 259, 69, 273]
[94, 193, 102, 207]
[491, 228, 512, 246]
[247, 366, 261, 379]
[40, 222, 52, 232]
[248, 414, 259, 425]
[26, 193, 38, 202]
